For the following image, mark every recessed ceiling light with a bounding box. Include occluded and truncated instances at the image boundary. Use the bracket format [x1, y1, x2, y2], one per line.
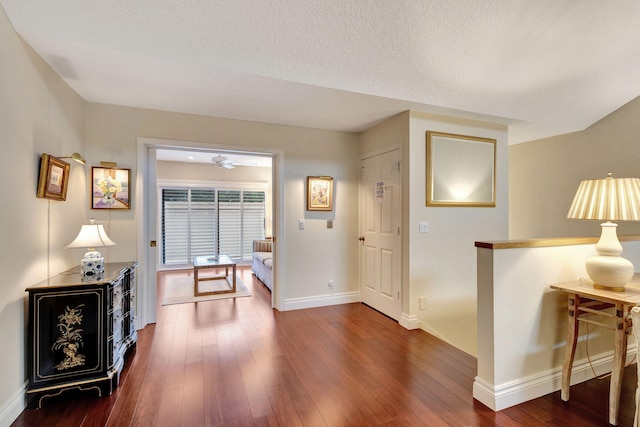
[187, 155, 194, 160]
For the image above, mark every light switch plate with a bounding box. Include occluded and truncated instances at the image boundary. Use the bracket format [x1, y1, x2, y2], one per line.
[298, 219, 305, 230]
[419, 222, 429, 233]
[327, 218, 334, 229]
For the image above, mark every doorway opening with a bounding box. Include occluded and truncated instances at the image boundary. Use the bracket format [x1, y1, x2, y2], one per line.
[136, 138, 282, 327]
[156, 148, 273, 269]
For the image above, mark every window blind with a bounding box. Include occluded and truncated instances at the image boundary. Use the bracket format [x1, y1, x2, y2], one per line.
[161, 186, 265, 266]
[218, 190, 242, 260]
[161, 189, 190, 266]
[189, 189, 217, 258]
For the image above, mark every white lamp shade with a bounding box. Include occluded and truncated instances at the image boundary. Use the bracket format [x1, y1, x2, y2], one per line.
[567, 175, 640, 221]
[67, 223, 116, 249]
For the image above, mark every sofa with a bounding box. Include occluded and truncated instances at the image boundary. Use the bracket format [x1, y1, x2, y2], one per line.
[251, 239, 273, 291]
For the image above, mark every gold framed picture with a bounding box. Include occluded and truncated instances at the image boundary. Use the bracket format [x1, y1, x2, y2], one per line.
[36, 154, 70, 201]
[307, 176, 333, 211]
[426, 131, 496, 207]
[91, 166, 131, 209]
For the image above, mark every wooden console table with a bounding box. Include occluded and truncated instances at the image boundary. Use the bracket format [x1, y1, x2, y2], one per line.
[25, 262, 137, 408]
[551, 274, 640, 426]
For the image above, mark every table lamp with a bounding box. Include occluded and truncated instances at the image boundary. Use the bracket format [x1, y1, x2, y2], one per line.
[567, 173, 640, 290]
[66, 218, 116, 280]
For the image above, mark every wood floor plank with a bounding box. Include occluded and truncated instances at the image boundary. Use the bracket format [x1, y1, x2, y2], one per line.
[12, 266, 640, 426]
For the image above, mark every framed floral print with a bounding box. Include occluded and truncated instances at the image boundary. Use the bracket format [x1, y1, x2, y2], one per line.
[37, 154, 70, 201]
[91, 166, 131, 209]
[307, 176, 333, 211]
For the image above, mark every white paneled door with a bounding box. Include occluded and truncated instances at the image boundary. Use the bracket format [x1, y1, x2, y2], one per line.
[359, 149, 401, 320]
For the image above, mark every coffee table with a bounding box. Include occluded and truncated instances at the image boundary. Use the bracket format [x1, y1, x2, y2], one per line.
[193, 255, 236, 296]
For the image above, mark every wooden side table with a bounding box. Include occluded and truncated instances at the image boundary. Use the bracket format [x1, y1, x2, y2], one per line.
[551, 274, 640, 426]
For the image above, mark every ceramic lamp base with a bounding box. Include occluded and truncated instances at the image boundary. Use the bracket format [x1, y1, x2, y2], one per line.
[586, 255, 634, 291]
[80, 250, 105, 281]
[585, 222, 634, 291]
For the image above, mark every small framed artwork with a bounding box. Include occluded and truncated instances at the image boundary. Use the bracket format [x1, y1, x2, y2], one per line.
[91, 166, 131, 209]
[307, 176, 334, 211]
[37, 154, 70, 201]
[426, 131, 496, 207]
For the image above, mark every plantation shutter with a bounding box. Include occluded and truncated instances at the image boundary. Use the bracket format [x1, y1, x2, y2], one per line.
[218, 190, 242, 260]
[161, 185, 266, 266]
[162, 189, 189, 265]
[189, 189, 217, 257]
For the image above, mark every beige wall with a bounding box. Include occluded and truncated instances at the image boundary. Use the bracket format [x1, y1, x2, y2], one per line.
[0, 6, 86, 423]
[408, 113, 509, 356]
[84, 104, 361, 305]
[510, 96, 640, 239]
[157, 160, 271, 183]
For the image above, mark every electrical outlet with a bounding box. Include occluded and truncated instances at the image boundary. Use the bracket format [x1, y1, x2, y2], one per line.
[328, 280, 334, 288]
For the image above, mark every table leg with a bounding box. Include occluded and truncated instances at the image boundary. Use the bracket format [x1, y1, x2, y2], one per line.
[609, 303, 628, 426]
[193, 266, 199, 296]
[561, 294, 580, 401]
[231, 264, 236, 292]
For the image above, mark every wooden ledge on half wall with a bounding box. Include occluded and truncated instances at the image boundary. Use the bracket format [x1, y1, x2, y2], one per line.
[475, 235, 640, 250]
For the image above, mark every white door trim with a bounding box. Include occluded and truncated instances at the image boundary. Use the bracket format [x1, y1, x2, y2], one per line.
[135, 137, 284, 328]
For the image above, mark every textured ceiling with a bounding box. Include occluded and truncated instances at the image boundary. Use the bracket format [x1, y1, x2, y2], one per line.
[2, 0, 640, 144]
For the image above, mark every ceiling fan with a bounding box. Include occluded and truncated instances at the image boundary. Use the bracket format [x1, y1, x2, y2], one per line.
[211, 154, 235, 169]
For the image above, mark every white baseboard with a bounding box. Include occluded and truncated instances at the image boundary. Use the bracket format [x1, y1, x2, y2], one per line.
[0, 381, 26, 427]
[473, 346, 635, 411]
[417, 321, 448, 341]
[400, 312, 418, 329]
[282, 291, 360, 311]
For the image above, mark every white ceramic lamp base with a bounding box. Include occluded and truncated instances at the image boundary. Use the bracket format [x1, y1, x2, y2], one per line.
[80, 250, 105, 281]
[586, 222, 634, 291]
[586, 255, 634, 291]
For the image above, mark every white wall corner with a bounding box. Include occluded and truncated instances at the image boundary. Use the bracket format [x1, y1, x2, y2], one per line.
[282, 292, 360, 311]
[0, 382, 27, 427]
[400, 312, 418, 329]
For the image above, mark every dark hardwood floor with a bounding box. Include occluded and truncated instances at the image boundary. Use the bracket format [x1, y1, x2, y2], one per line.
[12, 266, 639, 426]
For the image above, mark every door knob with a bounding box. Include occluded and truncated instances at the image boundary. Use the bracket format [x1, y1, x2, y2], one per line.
[358, 236, 365, 242]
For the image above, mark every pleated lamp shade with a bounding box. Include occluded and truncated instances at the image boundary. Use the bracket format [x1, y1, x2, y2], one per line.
[568, 174, 640, 221]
